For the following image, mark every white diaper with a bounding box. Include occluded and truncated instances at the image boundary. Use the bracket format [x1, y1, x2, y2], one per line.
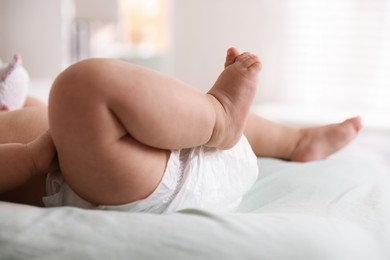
[42, 135, 259, 213]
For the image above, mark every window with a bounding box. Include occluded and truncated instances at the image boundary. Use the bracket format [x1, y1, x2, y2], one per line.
[72, 0, 171, 67]
[118, 0, 171, 58]
[268, 0, 390, 127]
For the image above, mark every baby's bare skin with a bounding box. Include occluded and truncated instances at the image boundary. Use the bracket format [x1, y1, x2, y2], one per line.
[211, 47, 362, 161]
[290, 117, 362, 162]
[0, 48, 362, 207]
[207, 48, 261, 149]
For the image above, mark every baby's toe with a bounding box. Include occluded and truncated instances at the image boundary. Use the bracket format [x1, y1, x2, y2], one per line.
[224, 48, 240, 68]
[236, 53, 261, 70]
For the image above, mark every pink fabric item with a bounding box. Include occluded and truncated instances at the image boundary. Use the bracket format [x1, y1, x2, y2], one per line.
[0, 53, 29, 111]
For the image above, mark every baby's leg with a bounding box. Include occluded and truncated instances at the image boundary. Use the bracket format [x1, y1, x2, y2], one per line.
[52, 55, 259, 151]
[49, 54, 260, 205]
[0, 105, 49, 206]
[0, 105, 48, 143]
[244, 113, 362, 162]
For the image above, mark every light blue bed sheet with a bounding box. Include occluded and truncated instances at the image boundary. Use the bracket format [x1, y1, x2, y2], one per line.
[1, 158, 389, 260]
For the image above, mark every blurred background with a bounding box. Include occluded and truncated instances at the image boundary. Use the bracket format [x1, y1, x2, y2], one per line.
[0, 0, 389, 129]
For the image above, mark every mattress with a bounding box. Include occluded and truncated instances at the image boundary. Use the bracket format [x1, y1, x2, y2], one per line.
[1, 153, 389, 260]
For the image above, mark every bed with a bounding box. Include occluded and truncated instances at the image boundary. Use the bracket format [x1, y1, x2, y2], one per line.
[1, 128, 389, 260]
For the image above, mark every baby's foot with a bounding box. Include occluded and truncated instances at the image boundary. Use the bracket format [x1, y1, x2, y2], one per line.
[206, 48, 261, 149]
[290, 117, 362, 162]
[224, 47, 241, 68]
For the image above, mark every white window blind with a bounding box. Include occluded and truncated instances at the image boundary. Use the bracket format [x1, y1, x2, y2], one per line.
[275, 0, 390, 115]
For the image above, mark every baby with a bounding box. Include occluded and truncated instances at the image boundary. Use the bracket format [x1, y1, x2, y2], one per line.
[0, 48, 361, 213]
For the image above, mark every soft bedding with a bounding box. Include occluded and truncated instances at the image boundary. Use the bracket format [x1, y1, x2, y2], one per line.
[1, 153, 390, 260]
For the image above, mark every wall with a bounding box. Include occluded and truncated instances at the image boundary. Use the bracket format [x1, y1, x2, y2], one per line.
[0, 0, 280, 97]
[171, 0, 281, 103]
[75, 0, 118, 21]
[0, 0, 74, 79]
[0, 5, 3, 61]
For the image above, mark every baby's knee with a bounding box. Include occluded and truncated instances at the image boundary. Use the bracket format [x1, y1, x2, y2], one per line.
[49, 58, 141, 114]
[48, 59, 110, 127]
[50, 59, 105, 102]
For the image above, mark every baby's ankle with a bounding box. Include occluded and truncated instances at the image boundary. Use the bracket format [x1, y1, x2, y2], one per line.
[204, 93, 229, 148]
[205, 93, 245, 149]
[283, 128, 303, 160]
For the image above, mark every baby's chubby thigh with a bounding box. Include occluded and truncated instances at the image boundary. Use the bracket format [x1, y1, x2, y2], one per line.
[57, 134, 171, 206]
[48, 59, 171, 206]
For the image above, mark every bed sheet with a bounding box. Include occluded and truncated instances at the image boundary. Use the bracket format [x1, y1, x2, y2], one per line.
[1, 156, 389, 260]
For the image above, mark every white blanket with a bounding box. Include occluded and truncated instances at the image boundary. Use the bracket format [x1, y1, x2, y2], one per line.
[1, 157, 389, 260]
